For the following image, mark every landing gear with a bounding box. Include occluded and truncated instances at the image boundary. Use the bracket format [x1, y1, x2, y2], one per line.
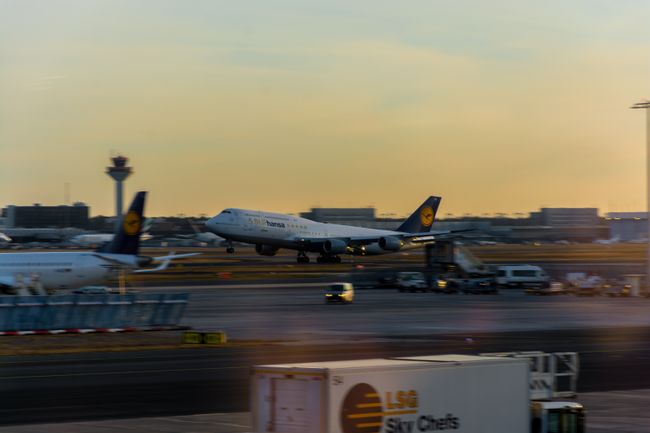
[297, 251, 310, 264]
[226, 247, 235, 254]
[317, 255, 342, 263]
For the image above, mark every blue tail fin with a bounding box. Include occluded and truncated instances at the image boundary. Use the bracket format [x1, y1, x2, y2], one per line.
[99, 191, 147, 255]
[396, 196, 441, 233]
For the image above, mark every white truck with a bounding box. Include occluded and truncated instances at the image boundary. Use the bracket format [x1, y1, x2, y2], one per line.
[251, 354, 584, 433]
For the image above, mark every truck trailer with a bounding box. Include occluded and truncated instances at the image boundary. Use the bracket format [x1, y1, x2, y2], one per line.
[252, 354, 581, 433]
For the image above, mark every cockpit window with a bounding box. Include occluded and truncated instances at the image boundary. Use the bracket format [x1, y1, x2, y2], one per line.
[221, 210, 232, 214]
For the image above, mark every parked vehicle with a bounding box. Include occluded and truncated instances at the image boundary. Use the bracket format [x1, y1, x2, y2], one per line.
[324, 282, 354, 303]
[395, 271, 429, 292]
[570, 275, 604, 296]
[432, 276, 460, 294]
[497, 265, 549, 288]
[252, 353, 584, 433]
[602, 279, 631, 297]
[526, 281, 567, 296]
[72, 286, 110, 294]
[461, 277, 499, 294]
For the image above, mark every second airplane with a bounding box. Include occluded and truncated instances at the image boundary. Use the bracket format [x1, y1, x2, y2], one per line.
[205, 196, 458, 263]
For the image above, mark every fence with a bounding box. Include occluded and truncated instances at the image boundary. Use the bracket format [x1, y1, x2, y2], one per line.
[0, 293, 189, 331]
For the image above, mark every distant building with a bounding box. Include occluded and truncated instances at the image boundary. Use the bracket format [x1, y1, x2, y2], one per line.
[4, 202, 89, 229]
[530, 208, 600, 227]
[607, 212, 648, 241]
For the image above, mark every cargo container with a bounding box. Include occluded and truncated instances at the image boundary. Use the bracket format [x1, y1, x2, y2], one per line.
[251, 354, 530, 433]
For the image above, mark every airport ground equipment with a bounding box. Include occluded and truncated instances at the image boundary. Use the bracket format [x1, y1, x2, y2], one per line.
[425, 240, 493, 278]
[252, 354, 531, 433]
[0, 293, 188, 332]
[395, 272, 429, 292]
[480, 351, 579, 399]
[252, 353, 584, 433]
[183, 330, 227, 345]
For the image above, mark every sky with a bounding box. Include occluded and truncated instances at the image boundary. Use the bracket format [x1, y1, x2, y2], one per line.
[1, 0, 650, 218]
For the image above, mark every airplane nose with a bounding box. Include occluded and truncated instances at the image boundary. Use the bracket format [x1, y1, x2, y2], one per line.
[205, 217, 219, 232]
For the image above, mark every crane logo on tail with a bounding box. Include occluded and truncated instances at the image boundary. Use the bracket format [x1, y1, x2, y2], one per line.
[420, 206, 434, 227]
[123, 211, 141, 236]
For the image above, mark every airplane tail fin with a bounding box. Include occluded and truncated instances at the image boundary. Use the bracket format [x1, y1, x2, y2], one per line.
[99, 191, 147, 255]
[396, 196, 441, 233]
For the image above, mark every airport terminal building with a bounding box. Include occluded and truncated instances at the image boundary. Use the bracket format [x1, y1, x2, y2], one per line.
[3, 203, 89, 229]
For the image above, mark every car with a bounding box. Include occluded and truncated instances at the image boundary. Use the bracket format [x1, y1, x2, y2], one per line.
[432, 277, 460, 294]
[602, 280, 631, 297]
[324, 283, 354, 303]
[395, 272, 429, 292]
[526, 281, 567, 295]
[461, 278, 499, 295]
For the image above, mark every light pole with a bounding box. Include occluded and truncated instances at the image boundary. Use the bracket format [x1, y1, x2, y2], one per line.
[631, 100, 650, 293]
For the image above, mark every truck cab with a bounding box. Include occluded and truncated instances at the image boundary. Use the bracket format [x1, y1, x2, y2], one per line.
[531, 401, 585, 433]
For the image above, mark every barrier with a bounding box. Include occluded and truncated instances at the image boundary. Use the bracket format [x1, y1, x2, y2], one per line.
[0, 293, 189, 332]
[183, 330, 227, 345]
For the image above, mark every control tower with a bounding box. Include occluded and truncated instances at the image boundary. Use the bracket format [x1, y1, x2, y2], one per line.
[106, 155, 133, 221]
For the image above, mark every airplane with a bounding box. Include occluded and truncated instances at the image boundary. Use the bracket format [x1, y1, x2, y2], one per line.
[205, 196, 463, 263]
[0, 192, 197, 292]
[70, 218, 153, 247]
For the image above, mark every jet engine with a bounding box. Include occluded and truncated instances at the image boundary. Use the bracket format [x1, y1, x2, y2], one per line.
[255, 244, 279, 256]
[378, 236, 402, 251]
[322, 239, 348, 255]
[136, 256, 154, 267]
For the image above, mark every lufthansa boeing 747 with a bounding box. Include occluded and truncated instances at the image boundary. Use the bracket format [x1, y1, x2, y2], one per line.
[206, 196, 460, 263]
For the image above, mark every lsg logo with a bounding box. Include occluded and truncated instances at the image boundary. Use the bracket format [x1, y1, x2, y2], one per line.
[340, 383, 460, 433]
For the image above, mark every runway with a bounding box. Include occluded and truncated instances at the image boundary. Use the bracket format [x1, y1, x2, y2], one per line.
[2, 285, 650, 425]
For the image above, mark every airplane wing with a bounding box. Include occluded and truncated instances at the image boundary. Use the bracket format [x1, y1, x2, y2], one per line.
[91, 253, 135, 267]
[150, 252, 201, 262]
[296, 228, 474, 251]
[335, 229, 474, 245]
[134, 253, 200, 273]
[134, 259, 172, 273]
[0, 275, 16, 289]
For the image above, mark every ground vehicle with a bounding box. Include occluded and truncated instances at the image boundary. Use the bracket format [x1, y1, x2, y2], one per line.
[324, 283, 354, 303]
[461, 277, 499, 294]
[72, 286, 110, 294]
[252, 354, 584, 433]
[571, 275, 603, 296]
[432, 277, 459, 294]
[497, 265, 549, 288]
[531, 401, 585, 433]
[526, 282, 567, 296]
[395, 271, 429, 292]
[602, 279, 631, 297]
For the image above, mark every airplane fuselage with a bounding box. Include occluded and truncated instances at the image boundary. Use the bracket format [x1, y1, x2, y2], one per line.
[0, 252, 139, 290]
[205, 208, 422, 255]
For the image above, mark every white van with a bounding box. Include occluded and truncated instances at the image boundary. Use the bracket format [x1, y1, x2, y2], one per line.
[497, 265, 549, 288]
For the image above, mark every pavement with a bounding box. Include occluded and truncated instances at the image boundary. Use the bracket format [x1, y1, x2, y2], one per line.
[2, 389, 650, 433]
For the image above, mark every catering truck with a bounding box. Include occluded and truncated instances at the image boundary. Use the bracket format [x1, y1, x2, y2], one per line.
[251, 354, 584, 433]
